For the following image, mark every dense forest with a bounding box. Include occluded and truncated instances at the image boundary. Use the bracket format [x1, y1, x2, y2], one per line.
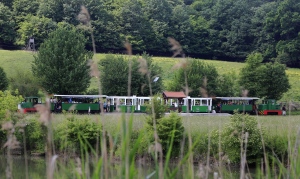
[1, 0, 300, 67]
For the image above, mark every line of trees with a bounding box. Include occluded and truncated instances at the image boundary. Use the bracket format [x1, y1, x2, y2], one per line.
[1, 0, 300, 67]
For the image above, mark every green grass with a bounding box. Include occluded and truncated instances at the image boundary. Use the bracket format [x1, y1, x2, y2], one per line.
[1, 50, 300, 101]
[50, 113, 300, 138]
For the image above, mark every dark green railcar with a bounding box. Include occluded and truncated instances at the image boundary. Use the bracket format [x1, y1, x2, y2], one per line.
[52, 95, 107, 113]
[213, 97, 259, 114]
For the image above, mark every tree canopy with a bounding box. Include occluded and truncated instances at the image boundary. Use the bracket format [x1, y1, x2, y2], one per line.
[1, 0, 300, 68]
[32, 24, 92, 94]
[99, 53, 163, 96]
[239, 53, 290, 100]
[167, 58, 218, 97]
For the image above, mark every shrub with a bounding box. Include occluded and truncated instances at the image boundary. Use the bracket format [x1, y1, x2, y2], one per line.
[65, 116, 102, 151]
[0, 90, 23, 121]
[265, 134, 289, 163]
[15, 117, 46, 153]
[220, 112, 263, 164]
[25, 118, 46, 152]
[156, 112, 185, 156]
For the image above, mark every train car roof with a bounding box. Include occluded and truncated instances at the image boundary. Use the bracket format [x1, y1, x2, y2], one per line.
[53, 95, 107, 98]
[216, 97, 259, 100]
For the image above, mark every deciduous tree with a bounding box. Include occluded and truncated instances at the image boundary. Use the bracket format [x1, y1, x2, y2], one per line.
[32, 24, 91, 94]
[99, 53, 163, 96]
[239, 52, 290, 100]
[259, 62, 290, 100]
[167, 58, 219, 97]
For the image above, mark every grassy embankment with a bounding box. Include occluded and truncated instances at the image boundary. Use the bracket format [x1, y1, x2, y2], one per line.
[1, 50, 299, 102]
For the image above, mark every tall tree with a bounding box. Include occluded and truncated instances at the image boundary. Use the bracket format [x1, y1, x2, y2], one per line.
[99, 55, 129, 96]
[0, 66, 9, 91]
[259, 62, 290, 100]
[99, 53, 163, 96]
[239, 53, 265, 97]
[32, 24, 91, 94]
[239, 52, 290, 100]
[167, 58, 219, 97]
[0, 3, 16, 47]
[132, 53, 163, 96]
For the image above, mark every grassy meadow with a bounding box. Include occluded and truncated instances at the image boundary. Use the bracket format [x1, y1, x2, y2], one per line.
[1, 50, 300, 101]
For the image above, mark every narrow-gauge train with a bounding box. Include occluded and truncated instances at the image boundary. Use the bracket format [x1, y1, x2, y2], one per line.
[213, 97, 282, 115]
[18, 93, 283, 115]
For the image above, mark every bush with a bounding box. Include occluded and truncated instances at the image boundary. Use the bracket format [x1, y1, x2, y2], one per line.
[156, 112, 185, 156]
[65, 116, 102, 151]
[0, 90, 23, 121]
[220, 112, 264, 164]
[24, 118, 46, 152]
[265, 134, 289, 163]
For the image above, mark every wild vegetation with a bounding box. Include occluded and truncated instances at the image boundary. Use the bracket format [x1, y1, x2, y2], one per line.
[1, 0, 300, 178]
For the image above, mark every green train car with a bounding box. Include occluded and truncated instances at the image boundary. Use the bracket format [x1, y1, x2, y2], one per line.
[213, 97, 259, 114]
[51, 95, 107, 113]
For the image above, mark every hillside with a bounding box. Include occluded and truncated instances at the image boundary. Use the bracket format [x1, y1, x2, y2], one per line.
[0, 50, 299, 101]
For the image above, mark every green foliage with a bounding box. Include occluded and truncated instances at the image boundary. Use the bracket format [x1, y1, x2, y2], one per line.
[9, 69, 39, 97]
[239, 52, 290, 100]
[168, 58, 219, 97]
[216, 72, 240, 97]
[239, 53, 264, 97]
[0, 66, 8, 91]
[156, 112, 185, 155]
[99, 54, 128, 96]
[0, 3, 16, 46]
[265, 134, 289, 162]
[0, 90, 23, 121]
[16, 117, 46, 152]
[145, 94, 168, 122]
[16, 15, 57, 47]
[134, 53, 163, 96]
[100, 53, 163, 96]
[220, 112, 263, 164]
[65, 116, 102, 151]
[32, 24, 91, 94]
[12, 0, 40, 23]
[259, 62, 290, 100]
